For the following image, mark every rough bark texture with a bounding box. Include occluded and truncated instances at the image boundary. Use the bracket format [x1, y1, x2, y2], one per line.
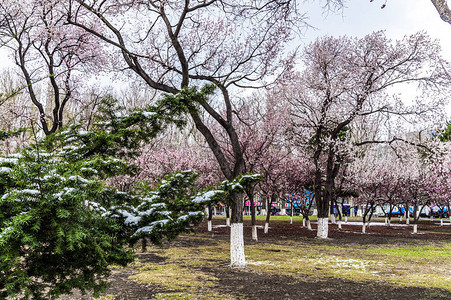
[230, 192, 244, 224]
[431, 0, 451, 24]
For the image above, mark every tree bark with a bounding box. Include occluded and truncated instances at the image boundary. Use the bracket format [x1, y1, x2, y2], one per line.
[431, 0, 451, 25]
[230, 192, 245, 267]
[246, 188, 258, 241]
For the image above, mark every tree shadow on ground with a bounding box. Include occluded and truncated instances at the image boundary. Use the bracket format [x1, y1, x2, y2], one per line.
[210, 266, 451, 300]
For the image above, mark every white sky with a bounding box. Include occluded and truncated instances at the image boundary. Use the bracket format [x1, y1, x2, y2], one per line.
[300, 0, 451, 52]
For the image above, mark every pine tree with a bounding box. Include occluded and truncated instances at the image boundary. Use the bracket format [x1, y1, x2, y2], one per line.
[0, 96, 249, 299]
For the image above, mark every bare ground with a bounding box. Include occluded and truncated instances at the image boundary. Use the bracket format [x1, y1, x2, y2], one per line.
[60, 218, 451, 300]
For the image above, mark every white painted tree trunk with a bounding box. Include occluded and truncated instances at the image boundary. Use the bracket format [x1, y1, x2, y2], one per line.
[307, 220, 312, 230]
[290, 216, 293, 224]
[302, 218, 306, 227]
[430, 215, 433, 221]
[317, 218, 328, 238]
[413, 224, 418, 234]
[230, 223, 246, 268]
[345, 216, 348, 223]
[264, 222, 269, 234]
[338, 220, 342, 230]
[357, 208, 362, 217]
[226, 218, 230, 227]
[362, 223, 366, 233]
[385, 217, 388, 225]
[440, 218, 444, 226]
[406, 218, 410, 225]
[330, 214, 336, 224]
[400, 216, 403, 222]
[208, 220, 212, 232]
[388, 219, 391, 226]
[252, 225, 258, 241]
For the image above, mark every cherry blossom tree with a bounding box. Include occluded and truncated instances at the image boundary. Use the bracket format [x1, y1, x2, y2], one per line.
[286, 31, 450, 238]
[427, 144, 451, 224]
[63, 0, 303, 267]
[0, 0, 102, 136]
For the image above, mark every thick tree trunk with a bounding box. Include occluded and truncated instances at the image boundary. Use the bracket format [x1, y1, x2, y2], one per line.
[317, 218, 328, 238]
[230, 192, 245, 267]
[230, 222, 245, 267]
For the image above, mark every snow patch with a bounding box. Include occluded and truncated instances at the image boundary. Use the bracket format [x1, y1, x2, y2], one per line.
[0, 167, 12, 173]
[192, 190, 223, 204]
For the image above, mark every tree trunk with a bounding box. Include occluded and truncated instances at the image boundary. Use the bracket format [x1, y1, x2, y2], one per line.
[208, 205, 213, 232]
[317, 177, 332, 239]
[230, 192, 245, 268]
[317, 217, 328, 238]
[264, 194, 275, 234]
[226, 206, 230, 227]
[431, 0, 451, 25]
[246, 188, 258, 241]
[307, 219, 312, 230]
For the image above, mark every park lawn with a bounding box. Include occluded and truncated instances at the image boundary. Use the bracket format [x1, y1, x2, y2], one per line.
[122, 230, 451, 300]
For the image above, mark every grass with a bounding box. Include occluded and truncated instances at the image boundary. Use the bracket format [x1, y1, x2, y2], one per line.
[127, 234, 451, 299]
[88, 218, 451, 299]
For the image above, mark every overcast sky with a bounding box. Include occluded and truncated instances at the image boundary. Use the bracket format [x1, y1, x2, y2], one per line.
[0, 1, 450, 80]
[301, 1, 451, 50]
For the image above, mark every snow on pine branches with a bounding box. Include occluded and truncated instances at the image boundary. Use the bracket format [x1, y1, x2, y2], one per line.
[0, 97, 259, 299]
